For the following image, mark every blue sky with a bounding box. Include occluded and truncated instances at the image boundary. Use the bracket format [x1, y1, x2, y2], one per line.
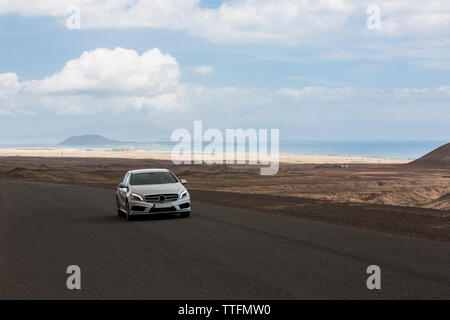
[0, 0, 449, 143]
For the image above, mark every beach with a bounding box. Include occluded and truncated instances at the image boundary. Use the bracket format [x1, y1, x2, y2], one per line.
[0, 147, 411, 164]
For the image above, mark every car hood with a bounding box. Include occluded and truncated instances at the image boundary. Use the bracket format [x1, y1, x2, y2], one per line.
[130, 183, 184, 196]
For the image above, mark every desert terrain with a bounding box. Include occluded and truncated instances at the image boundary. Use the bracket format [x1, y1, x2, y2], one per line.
[0, 144, 450, 241]
[0, 148, 447, 210]
[0, 143, 449, 241]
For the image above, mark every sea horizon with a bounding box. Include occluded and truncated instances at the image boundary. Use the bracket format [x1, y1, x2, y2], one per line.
[0, 140, 447, 159]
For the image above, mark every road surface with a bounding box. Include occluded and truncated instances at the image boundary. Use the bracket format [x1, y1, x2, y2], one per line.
[0, 180, 449, 299]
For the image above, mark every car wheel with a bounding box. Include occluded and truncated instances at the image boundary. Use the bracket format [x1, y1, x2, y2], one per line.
[116, 198, 122, 217]
[180, 211, 190, 218]
[125, 202, 132, 221]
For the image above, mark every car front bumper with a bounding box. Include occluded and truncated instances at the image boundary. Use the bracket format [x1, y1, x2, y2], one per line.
[128, 197, 191, 215]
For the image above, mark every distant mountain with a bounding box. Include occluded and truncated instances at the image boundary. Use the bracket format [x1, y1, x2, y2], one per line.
[407, 142, 450, 168]
[58, 135, 124, 146]
[58, 134, 176, 147]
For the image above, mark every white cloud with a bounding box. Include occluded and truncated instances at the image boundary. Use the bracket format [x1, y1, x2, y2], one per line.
[0, 47, 449, 139]
[375, 0, 450, 37]
[0, 0, 354, 38]
[185, 84, 450, 128]
[2, 1, 450, 67]
[0, 47, 189, 115]
[189, 65, 214, 75]
[0, 73, 20, 114]
[1, 1, 449, 40]
[37, 47, 180, 95]
[190, 0, 450, 68]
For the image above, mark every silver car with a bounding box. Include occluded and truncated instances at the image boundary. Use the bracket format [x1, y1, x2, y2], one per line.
[116, 169, 191, 220]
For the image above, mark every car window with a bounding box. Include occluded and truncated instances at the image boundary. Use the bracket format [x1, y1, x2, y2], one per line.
[130, 172, 178, 185]
[122, 172, 130, 185]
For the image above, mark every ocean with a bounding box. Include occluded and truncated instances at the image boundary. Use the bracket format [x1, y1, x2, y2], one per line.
[277, 140, 448, 159]
[0, 140, 447, 159]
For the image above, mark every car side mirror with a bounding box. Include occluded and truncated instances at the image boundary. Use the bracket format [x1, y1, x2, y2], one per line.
[119, 183, 129, 190]
[180, 179, 187, 185]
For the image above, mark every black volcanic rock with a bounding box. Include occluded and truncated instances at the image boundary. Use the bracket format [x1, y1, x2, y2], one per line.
[58, 135, 123, 146]
[407, 142, 450, 169]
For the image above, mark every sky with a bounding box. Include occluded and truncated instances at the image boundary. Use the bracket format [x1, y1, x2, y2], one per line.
[0, 0, 449, 143]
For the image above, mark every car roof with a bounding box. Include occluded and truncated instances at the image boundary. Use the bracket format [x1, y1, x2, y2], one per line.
[128, 168, 170, 174]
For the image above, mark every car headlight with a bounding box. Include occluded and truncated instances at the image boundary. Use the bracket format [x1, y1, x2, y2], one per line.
[131, 193, 144, 202]
[180, 190, 188, 199]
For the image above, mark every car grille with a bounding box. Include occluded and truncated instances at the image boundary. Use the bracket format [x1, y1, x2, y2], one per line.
[144, 193, 179, 203]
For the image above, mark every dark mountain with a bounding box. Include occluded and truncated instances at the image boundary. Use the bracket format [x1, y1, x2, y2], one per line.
[58, 135, 123, 146]
[58, 134, 176, 147]
[407, 142, 450, 168]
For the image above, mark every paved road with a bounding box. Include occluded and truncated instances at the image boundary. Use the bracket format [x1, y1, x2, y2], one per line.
[0, 180, 449, 299]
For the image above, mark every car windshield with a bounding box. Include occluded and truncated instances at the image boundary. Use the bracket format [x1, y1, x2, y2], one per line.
[130, 172, 178, 185]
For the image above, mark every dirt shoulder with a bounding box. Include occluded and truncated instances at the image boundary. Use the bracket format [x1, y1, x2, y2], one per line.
[189, 189, 450, 243]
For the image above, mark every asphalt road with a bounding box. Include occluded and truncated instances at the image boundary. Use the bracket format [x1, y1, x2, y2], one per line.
[0, 180, 449, 299]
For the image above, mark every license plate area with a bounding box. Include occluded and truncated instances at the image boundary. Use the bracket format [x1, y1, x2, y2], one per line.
[152, 202, 172, 208]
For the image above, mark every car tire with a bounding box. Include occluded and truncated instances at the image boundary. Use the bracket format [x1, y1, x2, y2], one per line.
[116, 198, 122, 217]
[126, 201, 132, 221]
[180, 211, 190, 218]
